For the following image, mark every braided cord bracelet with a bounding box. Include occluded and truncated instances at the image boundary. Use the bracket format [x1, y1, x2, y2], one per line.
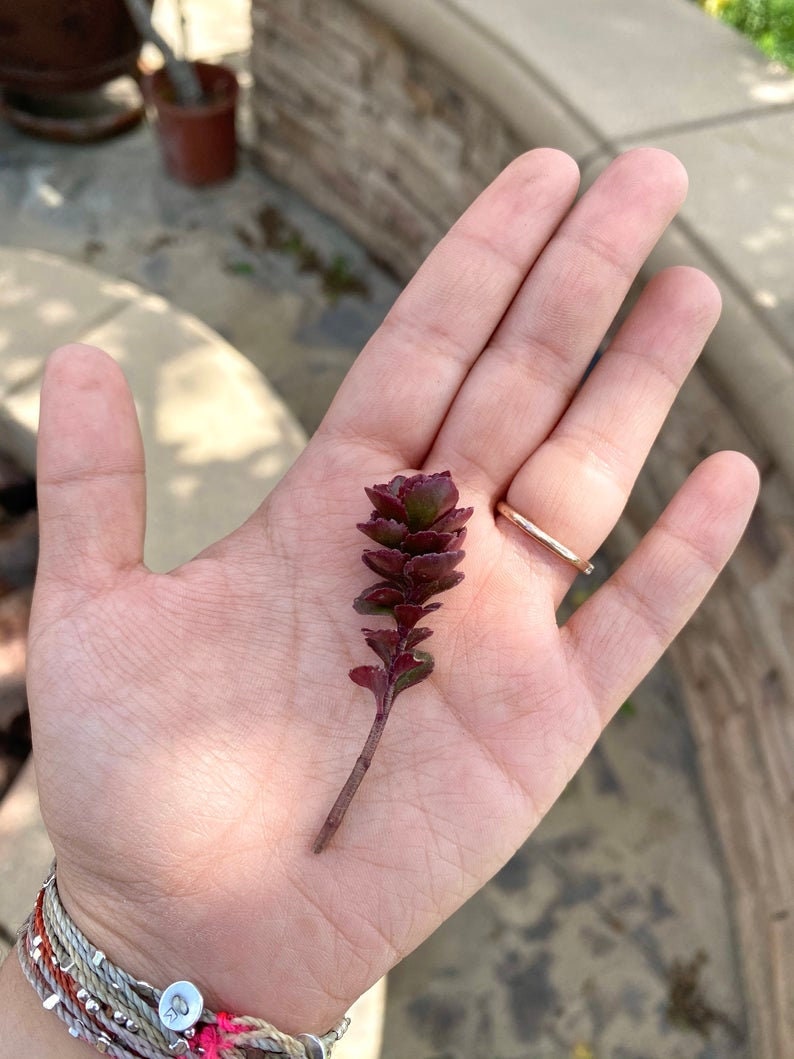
[18, 865, 350, 1059]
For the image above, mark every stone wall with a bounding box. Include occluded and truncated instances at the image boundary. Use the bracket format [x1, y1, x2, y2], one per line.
[251, 0, 523, 279]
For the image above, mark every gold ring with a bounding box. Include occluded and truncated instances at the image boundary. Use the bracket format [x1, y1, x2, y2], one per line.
[496, 501, 593, 575]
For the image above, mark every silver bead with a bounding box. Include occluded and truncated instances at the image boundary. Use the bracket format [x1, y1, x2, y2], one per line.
[296, 1033, 328, 1059]
[113, 1011, 127, 1024]
[184, 1027, 196, 1040]
[77, 988, 91, 1003]
[125, 1019, 139, 1034]
[43, 994, 61, 1011]
[69, 1028, 81, 1039]
[92, 950, 106, 968]
[158, 981, 204, 1032]
[169, 1040, 190, 1055]
[85, 999, 101, 1014]
[95, 1035, 112, 1053]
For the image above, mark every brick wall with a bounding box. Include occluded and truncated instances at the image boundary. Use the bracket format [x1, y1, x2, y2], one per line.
[251, 0, 524, 279]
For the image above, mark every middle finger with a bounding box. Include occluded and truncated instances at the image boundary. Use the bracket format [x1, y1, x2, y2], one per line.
[425, 148, 688, 494]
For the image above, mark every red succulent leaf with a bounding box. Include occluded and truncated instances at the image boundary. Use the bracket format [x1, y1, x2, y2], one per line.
[411, 571, 465, 604]
[363, 628, 402, 664]
[393, 651, 423, 677]
[349, 665, 389, 708]
[362, 548, 409, 579]
[403, 473, 459, 532]
[354, 583, 406, 614]
[449, 527, 467, 549]
[404, 550, 465, 582]
[402, 530, 455, 555]
[357, 518, 407, 548]
[393, 602, 440, 628]
[432, 506, 474, 533]
[406, 626, 433, 648]
[365, 485, 406, 522]
[393, 650, 434, 699]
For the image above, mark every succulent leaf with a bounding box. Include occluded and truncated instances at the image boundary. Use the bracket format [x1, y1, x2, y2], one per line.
[393, 650, 434, 698]
[353, 583, 405, 614]
[411, 571, 465, 604]
[406, 626, 433, 648]
[402, 530, 456, 555]
[403, 473, 459, 531]
[357, 518, 407, 548]
[404, 550, 465, 582]
[363, 628, 402, 664]
[362, 548, 410, 578]
[349, 665, 389, 706]
[395, 605, 444, 626]
[365, 485, 406, 522]
[432, 506, 474, 533]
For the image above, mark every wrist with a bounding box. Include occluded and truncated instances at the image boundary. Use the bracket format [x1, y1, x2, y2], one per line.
[14, 868, 353, 1058]
[0, 952, 92, 1059]
[56, 885, 351, 1042]
[52, 861, 355, 1038]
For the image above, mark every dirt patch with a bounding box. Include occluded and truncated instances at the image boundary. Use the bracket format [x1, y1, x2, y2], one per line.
[231, 204, 370, 303]
[666, 951, 743, 1042]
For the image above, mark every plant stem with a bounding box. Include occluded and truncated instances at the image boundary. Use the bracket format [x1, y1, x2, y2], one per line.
[175, 0, 190, 62]
[123, 0, 204, 105]
[312, 707, 391, 853]
[313, 622, 413, 853]
[315, 618, 419, 851]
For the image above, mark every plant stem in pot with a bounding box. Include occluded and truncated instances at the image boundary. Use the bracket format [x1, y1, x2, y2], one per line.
[123, 0, 203, 104]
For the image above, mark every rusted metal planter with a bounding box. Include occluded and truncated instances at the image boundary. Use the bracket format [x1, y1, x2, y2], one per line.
[0, 0, 144, 93]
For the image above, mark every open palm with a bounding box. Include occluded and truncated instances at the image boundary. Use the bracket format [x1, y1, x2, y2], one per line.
[26, 148, 758, 1038]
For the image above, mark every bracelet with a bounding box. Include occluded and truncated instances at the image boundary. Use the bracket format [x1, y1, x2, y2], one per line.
[17, 864, 350, 1059]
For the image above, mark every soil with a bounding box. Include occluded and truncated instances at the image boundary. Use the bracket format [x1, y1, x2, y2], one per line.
[246, 204, 371, 302]
[666, 950, 742, 1042]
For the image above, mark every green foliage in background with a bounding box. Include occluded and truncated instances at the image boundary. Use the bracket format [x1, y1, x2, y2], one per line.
[700, 0, 794, 69]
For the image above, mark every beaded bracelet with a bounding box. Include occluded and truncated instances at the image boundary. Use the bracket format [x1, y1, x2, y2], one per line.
[18, 865, 350, 1059]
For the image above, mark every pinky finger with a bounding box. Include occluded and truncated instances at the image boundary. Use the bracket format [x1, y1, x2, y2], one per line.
[562, 451, 759, 722]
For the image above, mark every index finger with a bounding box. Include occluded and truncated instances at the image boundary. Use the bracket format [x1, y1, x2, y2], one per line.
[315, 149, 580, 465]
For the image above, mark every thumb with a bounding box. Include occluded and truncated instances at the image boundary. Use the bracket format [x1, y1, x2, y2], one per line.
[35, 344, 147, 595]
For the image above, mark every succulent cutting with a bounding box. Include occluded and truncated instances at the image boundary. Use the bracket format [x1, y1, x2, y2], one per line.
[313, 471, 472, 853]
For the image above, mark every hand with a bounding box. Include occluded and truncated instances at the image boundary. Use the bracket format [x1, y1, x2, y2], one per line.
[26, 148, 758, 1036]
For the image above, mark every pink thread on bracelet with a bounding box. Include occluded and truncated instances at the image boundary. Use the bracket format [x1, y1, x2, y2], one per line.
[217, 1014, 245, 1033]
[191, 1025, 227, 1058]
[192, 1014, 245, 1057]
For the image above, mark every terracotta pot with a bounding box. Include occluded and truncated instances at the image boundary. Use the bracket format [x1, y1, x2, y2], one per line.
[148, 61, 238, 186]
[0, 0, 146, 93]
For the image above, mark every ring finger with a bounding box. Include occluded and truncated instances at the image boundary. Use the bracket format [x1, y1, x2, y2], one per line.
[497, 265, 723, 604]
